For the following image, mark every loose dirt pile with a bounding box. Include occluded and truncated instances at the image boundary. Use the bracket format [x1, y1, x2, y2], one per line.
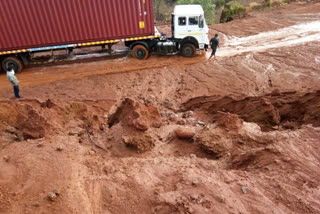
[0, 1, 320, 214]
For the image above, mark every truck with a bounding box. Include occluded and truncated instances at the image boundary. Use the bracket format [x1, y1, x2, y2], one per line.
[0, 0, 209, 73]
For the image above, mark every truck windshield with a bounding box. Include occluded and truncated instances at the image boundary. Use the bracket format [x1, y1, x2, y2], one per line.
[189, 16, 199, 25]
[199, 15, 204, 28]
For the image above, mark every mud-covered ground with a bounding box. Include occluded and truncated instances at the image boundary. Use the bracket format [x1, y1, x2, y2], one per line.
[0, 2, 320, 214]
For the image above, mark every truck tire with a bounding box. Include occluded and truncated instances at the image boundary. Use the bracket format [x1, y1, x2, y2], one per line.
[181, 43, 196, 58]
[132, 45, 149, 60]
[2, 57, 24, 73]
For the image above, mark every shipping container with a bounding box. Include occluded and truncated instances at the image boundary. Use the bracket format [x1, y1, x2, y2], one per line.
[0, 0, 155, 52]
[0, 2, 209, 73]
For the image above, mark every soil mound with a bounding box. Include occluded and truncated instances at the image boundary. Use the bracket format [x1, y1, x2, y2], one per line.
[195, 113, 277, 160]
[0, 102, 47, 140]
[107, 98, 162, 152]
[108, 98, 163, 130]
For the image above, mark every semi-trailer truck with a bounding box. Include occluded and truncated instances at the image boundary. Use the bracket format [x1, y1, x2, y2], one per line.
[0, 0, 209, 73]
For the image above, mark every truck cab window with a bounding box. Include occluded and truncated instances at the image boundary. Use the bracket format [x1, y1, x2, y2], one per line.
[199, 15, 204, 28]
[178, 17, 186, 26]
[189, 16, 199, 25]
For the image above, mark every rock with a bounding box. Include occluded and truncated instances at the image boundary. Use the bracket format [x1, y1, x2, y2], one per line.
[37, 143, 44, 147]
[241, 186, 248, 194]
[56, 146, 63, 151]
[186, 207, 194, 214]
[198, 121, 205, 126]
[192, 180, 199, 186]
[190, 195, 198, 200]
[215, 113, 244, 131]
[48, 192, 57, 201]
[186, 118, 197, 126]
[122, 134, 156, 152]
[99, 123, 105, 131]
[3, 156, 9, 162]
[54, 189, 61, 196]
[89, 149, 96, 156]
[176, 119, 186, 125]
[132, 116, 149, 131]
[168, 113, 178, 122]
[163, 100, 173, 109]
[197, 129, 233, 158]
[4, 126, 17, 134]
[32, 202, 40, 207]
[174, 127, 196, 140]
[68, 127, 85, 136]
[88, 129, 94, 135]
[41, 99, 54, 108]
[190, 154, 197, 159]
[183, 111, 194, 118]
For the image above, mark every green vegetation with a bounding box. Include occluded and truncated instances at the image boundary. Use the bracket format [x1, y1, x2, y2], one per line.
[220, 1, 246, 23]
[177, 0, 216, 24]
[152, 0, 288, 24]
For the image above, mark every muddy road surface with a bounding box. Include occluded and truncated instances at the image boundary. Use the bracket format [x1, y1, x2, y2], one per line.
[0, 2, 320, 214]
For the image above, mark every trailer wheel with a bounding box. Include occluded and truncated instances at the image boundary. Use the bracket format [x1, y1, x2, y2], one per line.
[132, 45, 149, 60]
[181, 43, 196, 58]
[2, 57, 24, 73]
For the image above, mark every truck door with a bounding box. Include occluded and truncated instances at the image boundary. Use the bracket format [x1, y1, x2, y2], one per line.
[171, 14, 175, 38]
[187, 16, 205, 44]
[174, 16, 187, 38]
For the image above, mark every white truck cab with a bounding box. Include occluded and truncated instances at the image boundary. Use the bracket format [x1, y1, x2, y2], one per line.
[172, 5, 209, 51]
[128, 4, 210, 59]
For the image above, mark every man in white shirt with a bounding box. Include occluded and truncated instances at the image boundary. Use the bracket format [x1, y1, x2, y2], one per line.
[6, 68, 21, 98]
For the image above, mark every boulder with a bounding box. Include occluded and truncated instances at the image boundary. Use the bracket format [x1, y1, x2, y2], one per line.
[174, 127, 196, 140]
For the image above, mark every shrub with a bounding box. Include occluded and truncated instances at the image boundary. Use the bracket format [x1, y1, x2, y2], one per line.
[248, 2, 265, 11]
[216, 0, 226, 7]
[220, 1, 246, 23]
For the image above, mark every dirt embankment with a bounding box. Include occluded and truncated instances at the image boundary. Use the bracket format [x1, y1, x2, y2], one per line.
[182, 90, 320, 131]
[1, 1, 320, 214]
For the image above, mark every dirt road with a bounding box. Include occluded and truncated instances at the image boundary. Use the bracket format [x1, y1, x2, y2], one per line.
[0, 2, 320, 214]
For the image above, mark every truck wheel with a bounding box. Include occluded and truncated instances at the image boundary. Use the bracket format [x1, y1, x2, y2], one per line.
[132, 45, 149, 60]
[2, 57, 24, 73]
[181, 43, 196, 58]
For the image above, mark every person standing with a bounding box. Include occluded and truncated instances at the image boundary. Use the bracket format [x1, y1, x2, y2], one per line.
[209, 34, 220, 61]
[6, 68, 21, 98]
